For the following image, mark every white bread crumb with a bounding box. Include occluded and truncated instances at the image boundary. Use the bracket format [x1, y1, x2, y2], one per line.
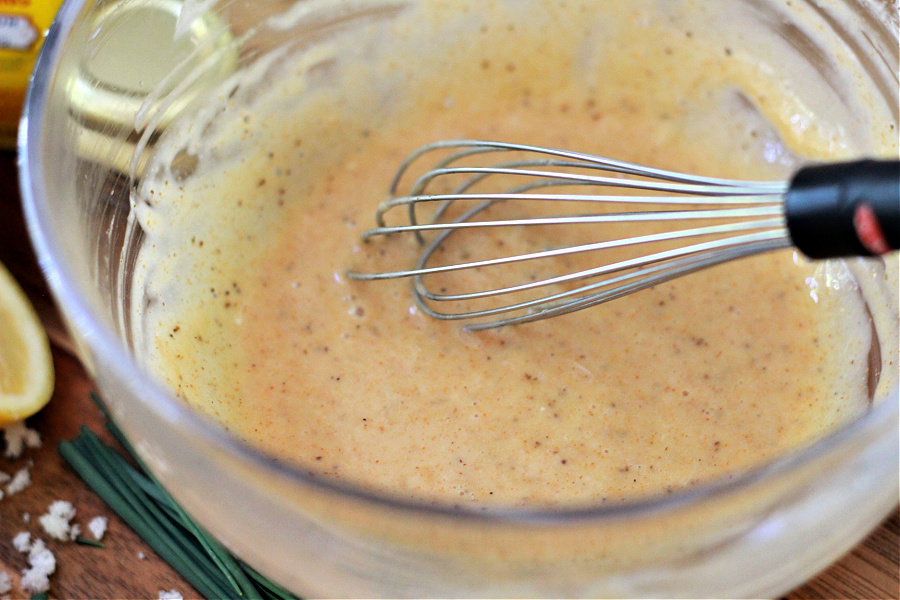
[39, 500, 77, 541]
[88, 516, 108, 541]
[22, 512, 30, 523]
[138, 552, 146, 560]
[3, 423, 42, 459]
[0, 471, 10, 484]
[158, 590, 183, 600]
[5, 467, 31, 496]
[69, 523, 82, 541]
[21, 538, 55, 594]
[12, 531, 31, 552]
[0, 571, 10, 595]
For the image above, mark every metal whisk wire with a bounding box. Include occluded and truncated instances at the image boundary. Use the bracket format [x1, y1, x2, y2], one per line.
[348, 140, 794, 330]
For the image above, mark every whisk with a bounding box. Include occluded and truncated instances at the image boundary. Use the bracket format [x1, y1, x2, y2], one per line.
[347, 141, 899, 330]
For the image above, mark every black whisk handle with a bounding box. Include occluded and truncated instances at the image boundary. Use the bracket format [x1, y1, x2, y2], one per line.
[785, 159, 899, 259]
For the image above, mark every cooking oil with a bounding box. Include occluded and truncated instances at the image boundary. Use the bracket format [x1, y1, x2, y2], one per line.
[66, 0, 238, 175]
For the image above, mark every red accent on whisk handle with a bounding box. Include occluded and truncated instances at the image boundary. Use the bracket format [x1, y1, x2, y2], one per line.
[784, 160, 899, 259]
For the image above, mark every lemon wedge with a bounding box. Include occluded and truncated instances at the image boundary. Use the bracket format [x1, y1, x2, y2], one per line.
[0, 260, 54, 426]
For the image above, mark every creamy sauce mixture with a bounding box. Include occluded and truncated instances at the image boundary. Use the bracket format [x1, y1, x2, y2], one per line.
[133, 0, 894, 507]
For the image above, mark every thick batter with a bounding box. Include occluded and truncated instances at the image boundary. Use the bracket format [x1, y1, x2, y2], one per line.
[132, 0, 895, 507]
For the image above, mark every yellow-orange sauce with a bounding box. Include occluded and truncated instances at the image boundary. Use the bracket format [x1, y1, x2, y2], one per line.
[133, 0, 893, 507]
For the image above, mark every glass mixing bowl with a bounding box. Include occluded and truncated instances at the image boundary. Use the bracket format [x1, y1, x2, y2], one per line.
[19, 0, 899, 596]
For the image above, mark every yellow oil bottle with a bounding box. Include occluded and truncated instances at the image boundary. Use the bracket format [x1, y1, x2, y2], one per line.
[0, 0, 64, 149]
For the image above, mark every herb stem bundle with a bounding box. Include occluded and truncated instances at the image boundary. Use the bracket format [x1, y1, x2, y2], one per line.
[58, 394, 298, 600]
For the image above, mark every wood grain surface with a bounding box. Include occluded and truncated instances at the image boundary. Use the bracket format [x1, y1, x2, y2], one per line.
[1, 150, 897, 599]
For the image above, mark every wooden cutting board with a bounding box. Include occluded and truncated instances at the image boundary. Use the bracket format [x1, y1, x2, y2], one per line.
[0, 150, 897, 599]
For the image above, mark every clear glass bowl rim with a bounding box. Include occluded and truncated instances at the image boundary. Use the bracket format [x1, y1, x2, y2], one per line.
[18, 0, 900, 525]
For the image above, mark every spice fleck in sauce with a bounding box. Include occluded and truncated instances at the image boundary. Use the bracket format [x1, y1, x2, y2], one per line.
[133, 0, 892, 507]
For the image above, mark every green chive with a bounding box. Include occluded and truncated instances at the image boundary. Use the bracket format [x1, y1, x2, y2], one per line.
[74, 536, 105, 548]
[76, 430, 234, 598]
[61, 435, 233, 600]
[60, 397, 302, 600]
[88, 393, 261, 599]
[243, 564, 298, 600]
